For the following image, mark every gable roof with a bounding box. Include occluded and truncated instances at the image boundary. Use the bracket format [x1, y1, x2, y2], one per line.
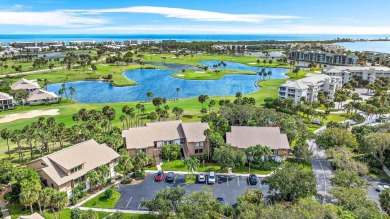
[181, 122, 209, 142]
[0, 92, 13, 100]
[226, 126, 290, 150]
[30, 139, 119, 186]
[11, 78, 40, 91]
[27, 89, 58, 102]
[122, 120, 209, 149]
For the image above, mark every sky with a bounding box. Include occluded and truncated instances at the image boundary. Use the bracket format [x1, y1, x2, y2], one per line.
[0, 0, 390, 35]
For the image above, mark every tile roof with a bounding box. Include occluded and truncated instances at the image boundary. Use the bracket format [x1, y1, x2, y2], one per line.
[11, 78, 40, 91]
[226, 126, 290, 150]
[31, 139, 119, 186]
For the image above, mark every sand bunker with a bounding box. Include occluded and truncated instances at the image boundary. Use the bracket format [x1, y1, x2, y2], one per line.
[248, 63, 257, 64]
[194, 71, 206, 74]
[176, 74, 185, 77]
[0, 109, 60, 123]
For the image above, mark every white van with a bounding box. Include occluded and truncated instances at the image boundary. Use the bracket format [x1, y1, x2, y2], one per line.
[208, 171, 216, 184]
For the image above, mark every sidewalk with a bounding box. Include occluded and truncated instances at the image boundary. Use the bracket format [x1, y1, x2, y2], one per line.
[77, 207, 154, 215]
[144, 170, 273, 177]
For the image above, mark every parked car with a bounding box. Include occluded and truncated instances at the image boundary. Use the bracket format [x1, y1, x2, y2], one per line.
[377, 184, 389, 192]
[208, 171, 216, 184]
[217, 197, 224, 204]
[248, 174, 258, 185]
[198, 173, 206, 183]
[154, 170, 164, 182]
[166, 172, 175, 182]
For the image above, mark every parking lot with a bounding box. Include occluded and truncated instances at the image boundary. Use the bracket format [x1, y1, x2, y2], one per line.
[115, 173, 269, 210]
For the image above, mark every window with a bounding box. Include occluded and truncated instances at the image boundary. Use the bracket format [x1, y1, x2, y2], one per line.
[70, 165, 83, 174]
[195, 142, 204, 147]
[195, 149, 203, 154]
[137, 148, 146, 154]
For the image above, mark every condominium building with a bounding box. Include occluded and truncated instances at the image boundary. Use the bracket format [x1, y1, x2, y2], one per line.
[0, 92, 14, 110]
[28, 139, 119, 198]
[122, 120, 210, 159]
[123, 40, 139, 45]
[288, 50, 359, 66]
[278, 74, 343, 103]
[287, 43, 346, 53]
[69, 41, 96, 46]
[322, 66, 390, 84]
[11, 78, 40, 93]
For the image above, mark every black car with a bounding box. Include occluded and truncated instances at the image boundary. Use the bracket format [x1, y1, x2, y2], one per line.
[166, 172, 175, 182]
[248, 174, 258, 185]
[217, 197, 224, 204]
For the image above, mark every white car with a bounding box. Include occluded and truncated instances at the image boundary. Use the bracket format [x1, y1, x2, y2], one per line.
[208, 171, 216, 184]
[377, 184, 389, 192]
[198, 173, 206, 183]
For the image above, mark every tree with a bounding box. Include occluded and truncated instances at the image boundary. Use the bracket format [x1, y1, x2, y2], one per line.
[19, 180, 41, 213]
[213, 145, 247, 170]
[162, 144, 181, 168]
[1, 128, 11, 158]
[329, 187, 379, 215]
[176, 187, 223, 219]
[172, 107, 184, 120]
[331, 169, 369, 188]
[52, 191, 69, 219]
[316, 128, 358, 150]
[141, 186, 186, 218]
[183, 157, 200, 176]
[380, 188, 390, 212]
[198, 94, 209, 109]
[86, 170, 101, 191]
[40, 187, 55, 214]
[146, 91, 154, 102]
[293, 131, 312, 163]
[115, 155, 133, 177]
[176, 87, 180, 100]
[244, 144, 272, 163]
[363, 132, 390, 162]
[261, 163, 316, 202]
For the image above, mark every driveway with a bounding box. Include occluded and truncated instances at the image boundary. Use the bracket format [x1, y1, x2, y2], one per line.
[115, 173, 269, 210]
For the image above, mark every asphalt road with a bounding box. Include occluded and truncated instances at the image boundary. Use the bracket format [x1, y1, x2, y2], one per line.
[115, 173, 269, 210]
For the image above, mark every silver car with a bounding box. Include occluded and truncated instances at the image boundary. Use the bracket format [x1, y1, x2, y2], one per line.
[208, 171, 216, 184]
[198, 173, 206, 183]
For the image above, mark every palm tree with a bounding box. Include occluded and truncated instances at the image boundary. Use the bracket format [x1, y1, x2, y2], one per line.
[136, 103, 142, 126]
[1, 128, 11, 158]
[52, 191, 69, 219]
[176, 87, 180, 100]
[120, 115, 126, 129]
[183, 157, 200, 179]
[208, 100, 216, 113]
[198, 95, 209, 109]
[10, 129, 24, 163]
[146, 91, 154, 102]
[38, 187, 55, 215]
[69, 86, 76, 100]
[19, 186, 39, 213]
[267, 70, 272, 79]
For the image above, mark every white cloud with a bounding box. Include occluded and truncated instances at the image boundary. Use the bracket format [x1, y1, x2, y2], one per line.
[66, 6, 301, 23]
[0, 11, 107, 27]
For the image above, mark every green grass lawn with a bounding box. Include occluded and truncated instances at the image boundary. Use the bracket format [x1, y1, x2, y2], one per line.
[81, 189, 121, 209]
[7, 203, 31, 219]
[185, 174, 197, 184]
[43, 209, 110, 219]
[368, 171, 390, 181]
[172, 69, 255, 80]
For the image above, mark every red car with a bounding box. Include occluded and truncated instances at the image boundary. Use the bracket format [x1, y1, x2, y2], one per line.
[155, 170, 164, 181]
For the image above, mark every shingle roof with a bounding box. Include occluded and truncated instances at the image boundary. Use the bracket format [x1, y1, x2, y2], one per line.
[181, 122, 209, 142]
[226, 126, 290, 150]
[122, 120, 209, 149]
[0, 92, 12, 100]
[31, 139, 119, 186]
[27, 89, 58, 102]
[11, 78, 40, 91]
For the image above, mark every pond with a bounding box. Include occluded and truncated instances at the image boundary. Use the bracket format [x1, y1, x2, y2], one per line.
[47, 61, 289, 103]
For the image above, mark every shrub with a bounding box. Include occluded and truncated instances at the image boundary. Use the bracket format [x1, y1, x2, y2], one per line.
[106, 178, 112, 185]
[116, 175, 123, 180]
[70, 196, 78, 205]
[107, 74, 113, 79]
[133, 171, 145, 180]
[121, 179, 133, 184]
[104, 189, 114, 198]
[370, 167, 381, 175]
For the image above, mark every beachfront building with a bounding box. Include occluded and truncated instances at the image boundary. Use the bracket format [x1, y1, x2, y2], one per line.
[27, 139, 119, 198]
[226, 126, 290, 162]
[11, 78, 40, 93]
[122, 120, 210, 159]
[124, 40, 140, 46]
[322, 66, 390, 84]
[288, 50, 359, 66]
[362, 51, 390, 64]
[23, 47, 42, 52]
[287, 43, 346, 53]
[0, 92, 14, 110]
[26, 89, 59, 105]
[278, 73, 343, 103]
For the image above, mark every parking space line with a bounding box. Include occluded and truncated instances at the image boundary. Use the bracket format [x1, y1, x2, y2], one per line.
[226, 176, 229, 187]
[138, 197, 144, 209]
[174, 175, 177, 183]
[125, 197, 133, 209]
[237, 177, 240, 187]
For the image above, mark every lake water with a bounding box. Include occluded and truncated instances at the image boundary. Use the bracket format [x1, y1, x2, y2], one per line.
[335, 41, 390, 53]
[47, 61, 289, 103]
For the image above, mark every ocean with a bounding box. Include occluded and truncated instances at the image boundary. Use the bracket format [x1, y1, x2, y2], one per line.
[0, 34, 389, 44]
